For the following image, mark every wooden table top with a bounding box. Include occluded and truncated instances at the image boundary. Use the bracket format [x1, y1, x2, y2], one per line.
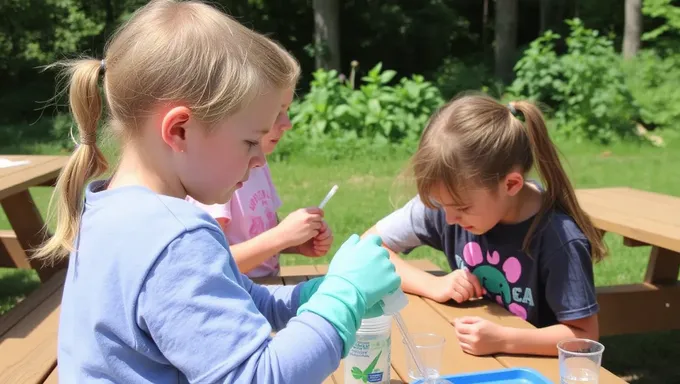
[0, 155, 68, 201]
[576, 187, 680, 253]
[270, 261, 626, 384]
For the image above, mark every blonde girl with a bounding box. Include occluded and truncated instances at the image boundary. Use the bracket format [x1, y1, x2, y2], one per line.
[365, 94, 606, 357]
[186, 85, 334, 277]
[36, 1, 400, 382]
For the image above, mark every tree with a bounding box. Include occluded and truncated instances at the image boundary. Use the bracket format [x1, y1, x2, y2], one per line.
[623, 0, 642, 59]
[312, 0, 340, 71]
[495, 0, 518, 83]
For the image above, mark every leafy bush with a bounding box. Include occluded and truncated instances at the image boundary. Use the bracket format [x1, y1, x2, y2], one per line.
[624, 50, 680, 131]
[282, 63, 444, 159]
[432, 57, 497, 99]
[509, 19, 637, 143]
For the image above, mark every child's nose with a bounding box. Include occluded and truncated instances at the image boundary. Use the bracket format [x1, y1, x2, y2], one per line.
[445, 211, 461, 225]
[280, 114, 292, 131]
[250, 148, 266, 168]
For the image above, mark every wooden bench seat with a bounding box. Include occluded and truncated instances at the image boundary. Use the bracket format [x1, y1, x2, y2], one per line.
[0, 229, 30, 269]
[0, 269, 65, 383]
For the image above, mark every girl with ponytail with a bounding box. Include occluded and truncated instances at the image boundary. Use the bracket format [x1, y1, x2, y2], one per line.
[365, 93, 606, 356]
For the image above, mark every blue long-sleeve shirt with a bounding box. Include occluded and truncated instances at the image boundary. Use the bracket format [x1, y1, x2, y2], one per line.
[58, 181, 343, 383]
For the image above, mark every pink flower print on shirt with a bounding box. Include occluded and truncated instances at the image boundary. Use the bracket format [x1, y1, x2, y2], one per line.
[266, 211, 277, 228]
[461, 241, 532, 320]
[249, 216, 265, 237]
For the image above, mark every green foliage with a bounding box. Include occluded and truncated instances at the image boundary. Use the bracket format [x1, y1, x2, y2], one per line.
[432, 57, 498, 99]
[624, 50, 680, 131]
[642, 0, 680, 41]
[509, 19, 637, 143]
[279, 63, 443, 160]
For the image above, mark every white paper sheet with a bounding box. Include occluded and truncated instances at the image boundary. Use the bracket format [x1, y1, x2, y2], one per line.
[0, 158, 30, 169]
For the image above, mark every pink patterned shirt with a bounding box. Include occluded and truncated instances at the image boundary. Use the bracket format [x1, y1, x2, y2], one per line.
[186, 163, 282, 277]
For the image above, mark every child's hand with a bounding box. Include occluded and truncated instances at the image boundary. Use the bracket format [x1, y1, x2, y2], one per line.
[454, 316, 507, 356]
[297, 220, 333, 257]
[313, 220, 333, 255]
[277, 207, 324, 248]
[431, 269, 483, 303]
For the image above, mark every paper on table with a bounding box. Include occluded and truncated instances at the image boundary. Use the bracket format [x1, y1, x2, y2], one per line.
[0, 158, 30, 169]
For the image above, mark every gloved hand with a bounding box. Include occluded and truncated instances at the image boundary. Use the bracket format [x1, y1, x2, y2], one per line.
[297, 234, 401, 357]
[298, 276, 324, 307]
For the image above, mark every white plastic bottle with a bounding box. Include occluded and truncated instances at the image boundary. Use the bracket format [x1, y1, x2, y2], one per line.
[344, 289, 408, 384]
[345, 315, 393, 384]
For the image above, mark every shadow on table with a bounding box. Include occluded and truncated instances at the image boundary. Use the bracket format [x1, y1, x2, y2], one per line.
[601, 330, 680, 384]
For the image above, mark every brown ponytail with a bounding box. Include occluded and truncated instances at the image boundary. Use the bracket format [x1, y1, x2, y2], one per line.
[33, 59, 109, 263]
[511, 101, 607, 262]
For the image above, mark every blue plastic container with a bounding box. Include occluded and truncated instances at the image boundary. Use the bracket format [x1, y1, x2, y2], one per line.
[410, 367, 553, 384]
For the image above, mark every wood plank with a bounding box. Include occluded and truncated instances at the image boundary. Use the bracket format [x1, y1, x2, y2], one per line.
[578, 187, 680, 226]
[322, 373, 336, 384]
[0, 284, 62, 384]
[0, 156, 68, 201]
[280, 265, 318, 286]
[1, 190, 67, 282]
[597, 283, 680, 336]
[623, 237, 648, 247]
[281, 264, 320, 276]
[251, 276, 284, 285]
[425, 288, 627, 383]
[0, 269, 65, 338]
[390, 366, 403, 383]
[391, 295, 504, 380]
[43, 366, 58, 384]
[0, 229, 30, 268]
[576, 189, 680, 252]
[644, 247, 680, 285]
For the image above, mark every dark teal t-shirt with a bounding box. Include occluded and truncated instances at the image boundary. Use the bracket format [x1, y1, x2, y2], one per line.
[376, 195, 599, 328]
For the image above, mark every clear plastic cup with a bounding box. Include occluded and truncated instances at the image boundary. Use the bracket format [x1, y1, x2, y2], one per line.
[557, 338, 605, 384]
[403, 333, 446, 382]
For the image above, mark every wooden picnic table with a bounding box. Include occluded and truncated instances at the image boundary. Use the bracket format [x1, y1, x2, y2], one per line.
[576, 187, 680, 336]
[259, 261, 626, 384]
[0, 154, 69, 282]
[0, 260, 626, 384]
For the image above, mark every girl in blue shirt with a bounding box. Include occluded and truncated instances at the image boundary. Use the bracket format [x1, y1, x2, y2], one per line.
[35, 1, 400, 382]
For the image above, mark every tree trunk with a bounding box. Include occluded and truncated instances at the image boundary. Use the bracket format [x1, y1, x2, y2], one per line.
[495, 0, 518, 84]
[623, 0, 642, 59]
[312, 0, 341, 71]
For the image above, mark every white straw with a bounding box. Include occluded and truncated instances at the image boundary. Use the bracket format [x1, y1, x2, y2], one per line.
[318, 185, 339, 209]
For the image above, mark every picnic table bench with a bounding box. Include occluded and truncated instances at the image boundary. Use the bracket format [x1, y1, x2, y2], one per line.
[577, 187, 680, 336]
[0, 155, 69, 282]
[0, 260, 626, 383]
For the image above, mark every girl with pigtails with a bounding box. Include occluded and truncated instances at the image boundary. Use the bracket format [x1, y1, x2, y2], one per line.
[36, 1, 400, 382]
[365, 94, 606, 357]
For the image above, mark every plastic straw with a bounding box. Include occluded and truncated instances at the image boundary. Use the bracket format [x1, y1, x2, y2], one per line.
[318, 185, 339, 208]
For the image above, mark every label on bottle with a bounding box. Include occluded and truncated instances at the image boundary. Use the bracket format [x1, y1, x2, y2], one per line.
[345, 334, 391, 383]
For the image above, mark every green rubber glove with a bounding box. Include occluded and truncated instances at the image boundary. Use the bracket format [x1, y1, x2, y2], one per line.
[297, 234, 402, 357]
[298, 276, 324, 307]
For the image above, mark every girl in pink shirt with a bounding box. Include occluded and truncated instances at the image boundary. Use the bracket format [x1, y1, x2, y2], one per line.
[187, 87, 332, 277]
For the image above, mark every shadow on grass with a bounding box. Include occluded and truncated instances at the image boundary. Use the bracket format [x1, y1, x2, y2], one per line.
[0, 268, 40, 315]
[602, 330, 680, 383]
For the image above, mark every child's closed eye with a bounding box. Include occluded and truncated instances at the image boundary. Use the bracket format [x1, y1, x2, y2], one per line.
[245, 140, 259, 149]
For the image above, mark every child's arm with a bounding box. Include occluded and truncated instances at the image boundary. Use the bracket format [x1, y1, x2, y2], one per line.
[137, 228, 342, 383]
[363, 225, 443, 298]
[225, 207, 324, 273]
[453, 314, 598, 356]
[364, 197, 481, 303]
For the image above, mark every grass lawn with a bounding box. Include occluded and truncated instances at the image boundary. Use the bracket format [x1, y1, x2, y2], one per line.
[1, 134, 679, 383]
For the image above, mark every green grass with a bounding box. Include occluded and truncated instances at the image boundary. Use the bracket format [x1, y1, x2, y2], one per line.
[1, 134, 679, 382]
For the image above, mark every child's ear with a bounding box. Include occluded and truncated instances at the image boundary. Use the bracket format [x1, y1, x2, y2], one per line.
[161, 106, 192, 153]
[503, 171, 525, 197]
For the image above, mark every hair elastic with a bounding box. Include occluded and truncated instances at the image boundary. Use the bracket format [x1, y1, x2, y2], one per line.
[100, 59, 106, 73]
[507, 103, 518, 116]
